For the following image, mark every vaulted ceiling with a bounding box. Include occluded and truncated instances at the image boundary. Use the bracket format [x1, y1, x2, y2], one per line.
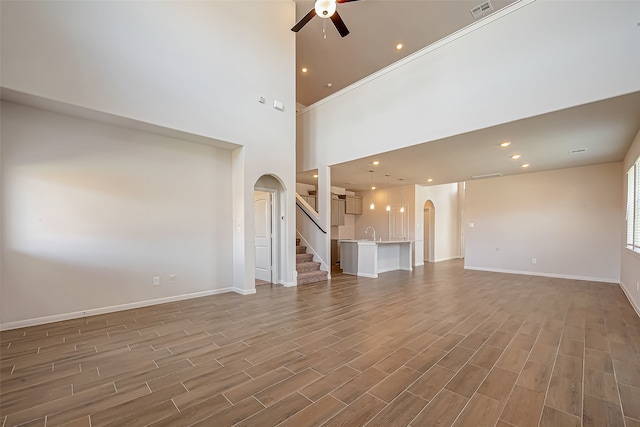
[293, 1, 640, 192]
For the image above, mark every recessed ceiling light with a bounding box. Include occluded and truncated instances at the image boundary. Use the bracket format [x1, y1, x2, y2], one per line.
[371, 186, 376, 190]
[301, 67, 308, 73]
[372, 161, 380, 166]
[521, 163, 530, 168]
[326, 83, 332, 88]
[396, 43, 403, 50]
[312, 174, 318, 178]
[500, 141, 511, 147]
[427, 178, 433, 182]
[511, 154, 521, 160]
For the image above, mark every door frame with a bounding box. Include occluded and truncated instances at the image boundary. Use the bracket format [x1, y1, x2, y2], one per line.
[424, 200, 435, 263]
[254, 187, 278, 283]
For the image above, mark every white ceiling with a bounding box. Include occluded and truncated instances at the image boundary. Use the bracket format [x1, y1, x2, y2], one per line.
[294, 0, 515, 107]
[293, 1, 640, 192]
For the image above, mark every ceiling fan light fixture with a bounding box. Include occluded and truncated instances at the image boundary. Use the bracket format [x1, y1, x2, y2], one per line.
[315, 0, 337, 18]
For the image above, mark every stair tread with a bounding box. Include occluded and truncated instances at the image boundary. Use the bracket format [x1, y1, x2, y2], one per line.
[297, 270, 328, 277]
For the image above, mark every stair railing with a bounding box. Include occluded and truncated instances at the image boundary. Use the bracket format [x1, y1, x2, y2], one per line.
[295, 193, 330, 276]
[295, 194, 326, 234]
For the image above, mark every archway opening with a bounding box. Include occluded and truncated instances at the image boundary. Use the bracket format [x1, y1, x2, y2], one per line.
[254, 174, 286, 286]
[423, 200, 435, 263]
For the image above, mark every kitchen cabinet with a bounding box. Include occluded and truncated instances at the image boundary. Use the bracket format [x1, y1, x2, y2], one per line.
[345, 196, 362, 215]
[340, 240, 413, 278]
[331, 199, 345, 226]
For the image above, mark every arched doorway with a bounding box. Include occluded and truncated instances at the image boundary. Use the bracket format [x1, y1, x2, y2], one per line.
[424, 200, 435, 263]
[254, 174, 285, 285]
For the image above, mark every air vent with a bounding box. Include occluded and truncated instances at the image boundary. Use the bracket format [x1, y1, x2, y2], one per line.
[470, 1, 493, 19]
[471, 173, 503, 180]
[569, 148, 587, 154]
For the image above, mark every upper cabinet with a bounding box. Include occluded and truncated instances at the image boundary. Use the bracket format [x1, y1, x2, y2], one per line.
[331, 198, 345, 226]
[345, 195, 362, 215]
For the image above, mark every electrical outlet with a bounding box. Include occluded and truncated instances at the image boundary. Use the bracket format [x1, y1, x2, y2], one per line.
[532, 258, 537, 264]
[170, 275, 177, 285]
[153, 276, 160, 286]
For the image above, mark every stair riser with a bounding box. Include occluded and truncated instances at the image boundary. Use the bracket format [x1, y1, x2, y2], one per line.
[298, 272, 328, 285]
[297, 264, 321, 273]
[296, 254, 313, 264]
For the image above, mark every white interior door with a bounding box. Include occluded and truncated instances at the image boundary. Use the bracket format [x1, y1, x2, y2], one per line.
[254, 191, 272, 282]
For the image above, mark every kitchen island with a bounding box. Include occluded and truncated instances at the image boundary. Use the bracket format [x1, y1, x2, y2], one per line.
[339, 240, 412, 278]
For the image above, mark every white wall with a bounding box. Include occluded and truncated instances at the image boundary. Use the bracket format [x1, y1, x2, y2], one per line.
[1, 102, 233, 326]
[465, 163, 622, 283]
[621, 129, 640, 315]
[1, 1, 295, 149]
[0, 1, 297, 327]
[415, 183, 461, 264]
[297, 0, 640, 171]
[1, 1, 297, 306]
[296, 0, 639, 269]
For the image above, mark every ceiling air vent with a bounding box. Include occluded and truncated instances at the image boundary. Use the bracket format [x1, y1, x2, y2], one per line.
[470, 1, 493, 19]
[471, 173, 503, 180]
[569, 148, 587, 154]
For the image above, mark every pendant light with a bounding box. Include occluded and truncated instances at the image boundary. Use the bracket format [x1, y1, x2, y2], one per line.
[385, 174, 391, 211]
[399, 178, 405, 213]
[369, 170, 375, 210]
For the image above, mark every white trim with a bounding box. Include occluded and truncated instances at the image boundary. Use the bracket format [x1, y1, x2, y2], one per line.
[0, 289, 233, 331]
[297, 0, 535, 114]
[233, 287, 257, 295]
[254, 187, 278, 285]
[463, 266, 619, 284]
[434, 256, 464, 263]
[620, 281, 640, 318]
[357, 272, 378, 279]
[280, 270, 298, 287]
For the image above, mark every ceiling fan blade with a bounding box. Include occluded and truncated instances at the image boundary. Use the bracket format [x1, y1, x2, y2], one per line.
[330, 11, 350, 37]
[291, 9, 316, 32]
[337, 0, 361, 3]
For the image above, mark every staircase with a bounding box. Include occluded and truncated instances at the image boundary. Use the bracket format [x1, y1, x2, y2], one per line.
[296, 238, 328, 285]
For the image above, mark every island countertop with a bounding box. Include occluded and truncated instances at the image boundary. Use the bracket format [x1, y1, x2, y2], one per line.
[339, 240, 412, 278]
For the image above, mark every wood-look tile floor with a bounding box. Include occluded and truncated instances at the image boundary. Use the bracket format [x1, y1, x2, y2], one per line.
[2, 260, 640, 427]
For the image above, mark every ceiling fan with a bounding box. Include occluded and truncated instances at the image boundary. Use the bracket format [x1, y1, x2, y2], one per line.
[291, 0, 361, 38]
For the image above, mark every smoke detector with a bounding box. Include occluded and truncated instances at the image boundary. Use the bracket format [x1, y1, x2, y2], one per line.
[470, 1, 493, 19]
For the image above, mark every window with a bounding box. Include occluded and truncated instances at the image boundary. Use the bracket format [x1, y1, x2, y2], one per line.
[626, 162, 640, 252]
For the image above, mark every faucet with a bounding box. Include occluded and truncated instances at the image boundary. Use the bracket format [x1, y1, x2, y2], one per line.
[365, 226, 376, 242]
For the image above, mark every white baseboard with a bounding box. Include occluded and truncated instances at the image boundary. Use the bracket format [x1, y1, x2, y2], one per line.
[280, 281, 297, 287]
[357, 272, 378, 279]
[463, 266, 619, 284]
[0, 288, 235, 331]
[619, 281, 640, 318]
[233, 287, 257, 295]
[434, 256, 464, 263]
